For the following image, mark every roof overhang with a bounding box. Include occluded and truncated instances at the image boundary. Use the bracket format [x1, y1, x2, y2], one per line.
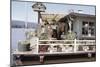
[68, 12, 96, 18]
[58, 12, 96, 22]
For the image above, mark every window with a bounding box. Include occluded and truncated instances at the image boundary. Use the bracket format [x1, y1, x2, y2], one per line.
[89, 28, 95, 35]
[82, 21, 88, 27]
[82, 28, 88, 35]
[89, 22, 95, 27]
[82, 21, 95, 36]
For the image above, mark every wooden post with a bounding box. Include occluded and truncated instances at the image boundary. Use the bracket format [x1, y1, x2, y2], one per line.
[40, 55, 44, 63]
[88, 53, 92, 58]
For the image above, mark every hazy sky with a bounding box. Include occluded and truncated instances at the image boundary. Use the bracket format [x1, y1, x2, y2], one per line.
[12, 1, 95, 23]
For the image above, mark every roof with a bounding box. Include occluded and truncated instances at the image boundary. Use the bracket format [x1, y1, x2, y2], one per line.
[40, 12, 96, 23]
[58, 12, 96, 22]
[68, 12, 95, 18]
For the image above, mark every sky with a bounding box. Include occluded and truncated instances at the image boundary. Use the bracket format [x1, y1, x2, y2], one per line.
[12, 1, 95, 23]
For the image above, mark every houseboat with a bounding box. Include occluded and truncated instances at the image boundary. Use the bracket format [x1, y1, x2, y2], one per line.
[12, 12, 96, 65]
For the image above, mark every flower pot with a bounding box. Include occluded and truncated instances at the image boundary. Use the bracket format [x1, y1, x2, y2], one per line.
[18, 40, 30, 51]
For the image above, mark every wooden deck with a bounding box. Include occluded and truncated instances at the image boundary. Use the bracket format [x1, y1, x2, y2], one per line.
[11, 39, 96, 66]
[12, 53, 96, 66]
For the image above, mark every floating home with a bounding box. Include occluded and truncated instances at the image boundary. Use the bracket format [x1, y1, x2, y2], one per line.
[12, 12, 96, 66]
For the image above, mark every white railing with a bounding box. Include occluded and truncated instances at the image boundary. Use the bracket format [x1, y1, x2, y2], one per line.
[37, 39, 96, 54]
[13, 39, 96, 55]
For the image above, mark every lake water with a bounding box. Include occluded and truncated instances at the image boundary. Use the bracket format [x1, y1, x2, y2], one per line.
[11, 28, 35, 51]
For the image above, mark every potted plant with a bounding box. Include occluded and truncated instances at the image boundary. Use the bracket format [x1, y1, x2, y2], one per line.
[18, 40, 30, 52]
[39, 33, 48, 44]
[39, 33, 49, 53]
[66, 32, 76, 40]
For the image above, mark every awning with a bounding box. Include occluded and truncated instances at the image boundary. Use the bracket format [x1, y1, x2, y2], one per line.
[41, 12, 66, 24]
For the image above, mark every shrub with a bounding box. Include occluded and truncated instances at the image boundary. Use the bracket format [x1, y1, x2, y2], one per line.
[66, 32, 76, 40]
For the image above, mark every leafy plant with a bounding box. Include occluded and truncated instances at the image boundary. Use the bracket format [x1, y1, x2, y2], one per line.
[39, 33, 48, 40]
[66, 32, 76, 40]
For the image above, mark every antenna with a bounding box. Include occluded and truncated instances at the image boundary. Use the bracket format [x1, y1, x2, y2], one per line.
[25, 2, 28, 28]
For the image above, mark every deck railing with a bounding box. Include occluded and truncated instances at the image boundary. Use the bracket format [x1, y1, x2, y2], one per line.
[13, 39, 96, 55]
[38, 39, 96, 54]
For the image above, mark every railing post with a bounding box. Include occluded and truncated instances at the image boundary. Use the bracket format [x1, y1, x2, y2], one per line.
[37, 38, 39, 54]
[74, 39, 77, 52]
